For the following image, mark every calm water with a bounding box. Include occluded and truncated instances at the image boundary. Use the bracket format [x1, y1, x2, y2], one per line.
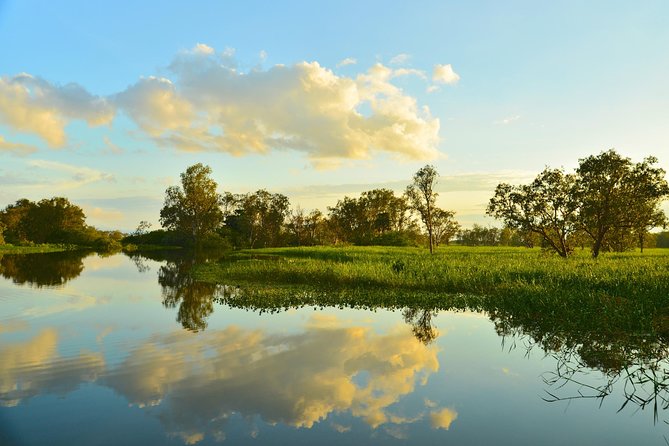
[0, 251, 667, 445]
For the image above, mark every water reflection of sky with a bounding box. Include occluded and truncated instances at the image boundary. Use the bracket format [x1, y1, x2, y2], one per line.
[0, 253, 665, 445]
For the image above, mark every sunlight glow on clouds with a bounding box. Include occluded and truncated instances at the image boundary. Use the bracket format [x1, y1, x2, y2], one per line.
[0, 74, 113, 147]
[0, 135, 37, 155]
[112, 45, 442, 165]
[0, 45, 458, 167]
[432, 64, 460, 85]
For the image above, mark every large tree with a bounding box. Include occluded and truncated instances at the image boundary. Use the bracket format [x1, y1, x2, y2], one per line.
[405, 165, 439, 253]
[575, 150, 669, 257]
[224, 189, 290, 248]
[487, 168, 579, 257]
[160, 163, 224, 243]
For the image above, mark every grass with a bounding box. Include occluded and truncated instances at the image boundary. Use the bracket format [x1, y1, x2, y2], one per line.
[195, 245, 669, 301]
[194, 245, 669, 339]
[0, 243, 80, 254]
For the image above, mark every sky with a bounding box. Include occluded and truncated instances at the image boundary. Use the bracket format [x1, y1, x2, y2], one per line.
[1, 0, 668, 231]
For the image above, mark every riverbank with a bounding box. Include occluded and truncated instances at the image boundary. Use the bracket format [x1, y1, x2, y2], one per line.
[0, 244, 80, 254]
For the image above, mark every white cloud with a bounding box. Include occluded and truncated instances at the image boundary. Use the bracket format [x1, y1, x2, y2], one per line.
[392, 68, 427, 80]
[337, 57, 357, 67]
[115, 46, 441, 165]
[0, 74, 114, 147]
[390, 53, 411, 65]
[432, 64, 460, 85]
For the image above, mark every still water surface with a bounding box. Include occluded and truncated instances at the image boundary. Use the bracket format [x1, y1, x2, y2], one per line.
[0, 251, 666, 445]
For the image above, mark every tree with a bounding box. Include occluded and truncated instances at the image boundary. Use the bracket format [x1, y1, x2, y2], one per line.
[575, 150, 669, 257]
[224, 189, 290, 248]
[160, 163, 224, 243]
[406, 165, 439, 254]
[431, 208, 460, 246]
[487, 168, 579, 257]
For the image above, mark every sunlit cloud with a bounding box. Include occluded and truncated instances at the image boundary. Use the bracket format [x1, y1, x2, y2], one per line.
[390, 53, 411, 65]
[393, 68, 428, 80]
[337, 57, 357, 67]
[432, 64, 460, 85]
[102, 136, 124, 154]
[28, 159, 115, 189]
[0, 74, 114, 147]
[84, 205, 125, 222]
[0, 135, 37, 155]
[113, 45, 441, 165]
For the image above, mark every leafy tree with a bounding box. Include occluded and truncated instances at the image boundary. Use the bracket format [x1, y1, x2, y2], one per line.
[0, 199, 33, 243]
[160, 163, 224, 244]
[24, 197, 86, 243]
[224, 189, 290, 248]
[575, 150, 669, 257]
[487, 168, 579, 257]
[405, 165, 439, 254]
[431, 208, 460, 246]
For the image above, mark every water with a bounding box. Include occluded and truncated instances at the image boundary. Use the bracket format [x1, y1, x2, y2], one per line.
[0, 251, 667, 445]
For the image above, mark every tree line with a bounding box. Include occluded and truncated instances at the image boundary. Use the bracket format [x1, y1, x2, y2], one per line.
[0, 197, 123, 250]
[2, 149, 667, 256]
[130, 163, 459, 251]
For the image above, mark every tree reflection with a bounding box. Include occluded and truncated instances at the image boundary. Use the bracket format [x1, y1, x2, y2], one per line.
[489, 302, 669, 425]
[0, 251, 89, 287]
[129, 250, 226, 332]
[402, 308, 439, 345]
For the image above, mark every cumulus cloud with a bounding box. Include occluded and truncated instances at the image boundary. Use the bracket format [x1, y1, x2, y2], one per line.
[113, 45, 440, 165]
[432, 64, 460, 85]
[0, 74, 114, 147]
[0, 45, 443, 166]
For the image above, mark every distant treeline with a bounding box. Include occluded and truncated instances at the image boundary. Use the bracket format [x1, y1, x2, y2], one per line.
[0, 197, 123, 250]
[2, 149, 668, 257]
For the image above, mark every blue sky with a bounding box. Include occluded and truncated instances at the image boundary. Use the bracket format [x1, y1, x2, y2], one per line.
[1, 0, 668, 230]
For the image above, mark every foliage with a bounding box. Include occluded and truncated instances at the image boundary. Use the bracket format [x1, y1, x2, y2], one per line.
[488, 150, 669, 258]
[575, 150, 669, 257]
[223, 189, 290, 248]
[405, 165, 440, 253]
[327, 189, 414, 245]
[160, 163, 224, 243]
[487, 168, 579, 257]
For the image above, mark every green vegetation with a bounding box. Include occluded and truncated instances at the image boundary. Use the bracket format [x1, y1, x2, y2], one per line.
[0, 197, 124, 251]
[194, 245, 669, 306]
[0, 243, 78, 254]
[488, 150, 669, 257]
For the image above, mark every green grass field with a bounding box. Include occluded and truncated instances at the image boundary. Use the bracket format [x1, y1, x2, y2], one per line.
[195, 245, 669, 301]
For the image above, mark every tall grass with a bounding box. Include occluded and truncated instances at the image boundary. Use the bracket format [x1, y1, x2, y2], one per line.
[195, 246, 669, 303]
